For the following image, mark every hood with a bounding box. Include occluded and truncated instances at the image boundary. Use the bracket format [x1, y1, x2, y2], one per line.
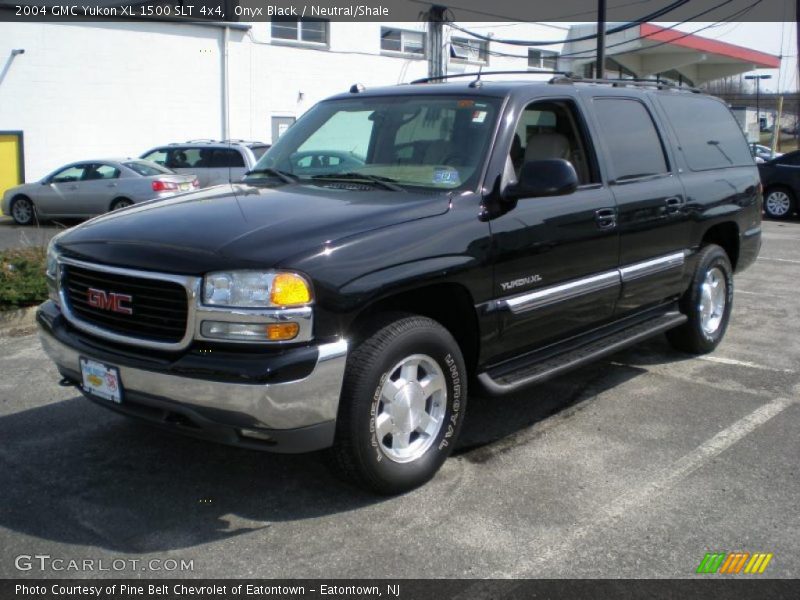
[55, 182, 450, 274]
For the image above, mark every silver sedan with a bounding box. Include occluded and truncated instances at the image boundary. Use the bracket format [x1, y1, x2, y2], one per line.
[1, 159, 199, 225]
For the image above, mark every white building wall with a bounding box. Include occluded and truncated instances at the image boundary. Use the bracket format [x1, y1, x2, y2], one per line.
[0, 20, 566, 182]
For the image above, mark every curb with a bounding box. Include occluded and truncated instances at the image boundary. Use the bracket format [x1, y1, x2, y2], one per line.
[0, 305, 38, 336]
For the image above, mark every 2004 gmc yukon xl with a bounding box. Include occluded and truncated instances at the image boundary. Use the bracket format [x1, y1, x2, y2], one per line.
[38, 76, 762, 494]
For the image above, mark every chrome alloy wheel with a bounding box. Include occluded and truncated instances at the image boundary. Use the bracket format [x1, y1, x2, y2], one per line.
[699, 267, 727, 336]
[766, 190, 792, 217]
[11, 198, 33, 224]
[374, 353, 447, 463]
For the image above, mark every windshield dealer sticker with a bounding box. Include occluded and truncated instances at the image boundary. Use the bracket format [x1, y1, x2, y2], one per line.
[433, 169, 460, 186]
[472, 111, 487, 123]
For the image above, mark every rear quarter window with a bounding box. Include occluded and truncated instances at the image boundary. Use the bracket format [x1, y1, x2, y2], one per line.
[657, 94, 753, 171]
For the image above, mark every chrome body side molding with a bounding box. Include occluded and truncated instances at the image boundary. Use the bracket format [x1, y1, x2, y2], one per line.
[497, 250, 688, 315]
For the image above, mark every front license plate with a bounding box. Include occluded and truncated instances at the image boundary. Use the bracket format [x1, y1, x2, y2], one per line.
[80, 358, 123, 404]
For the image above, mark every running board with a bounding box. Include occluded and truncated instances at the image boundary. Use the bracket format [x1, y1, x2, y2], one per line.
[478, 310, 687, 395]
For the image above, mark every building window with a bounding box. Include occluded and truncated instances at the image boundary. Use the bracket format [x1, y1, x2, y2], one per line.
[272, 18, 329, 45]
[380, 27, 425, 56]
[528, 49, 558, 70]
[450, 37, 488, 63]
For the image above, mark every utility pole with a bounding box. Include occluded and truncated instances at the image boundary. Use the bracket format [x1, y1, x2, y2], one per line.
[596, 0, 607, 78]
[426, 5, 447, 80]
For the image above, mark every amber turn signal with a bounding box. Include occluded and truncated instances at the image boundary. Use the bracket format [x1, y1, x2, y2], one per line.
[270, 273, 312, 306]
[265, 322, 300, 341]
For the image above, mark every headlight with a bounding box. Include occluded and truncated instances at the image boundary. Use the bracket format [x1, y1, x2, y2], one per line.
[202, 270, 312, 308]
[45, 235, 62, 304]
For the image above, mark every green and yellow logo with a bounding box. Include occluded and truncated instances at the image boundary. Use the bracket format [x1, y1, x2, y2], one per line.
[696, 552, 773, 574]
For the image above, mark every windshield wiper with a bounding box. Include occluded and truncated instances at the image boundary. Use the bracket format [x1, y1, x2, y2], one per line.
[311, 172, 405, 192]
[244, 168, 299, 184]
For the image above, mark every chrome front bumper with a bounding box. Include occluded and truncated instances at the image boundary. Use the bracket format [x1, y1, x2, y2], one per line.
[38, 318, 348, 442]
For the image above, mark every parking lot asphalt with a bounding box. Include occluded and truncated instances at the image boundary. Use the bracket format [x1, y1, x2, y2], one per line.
[0, 216, 70, 252]
[0, 220, 798, 580]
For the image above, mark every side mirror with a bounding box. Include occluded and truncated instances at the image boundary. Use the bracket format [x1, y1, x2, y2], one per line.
[504, 159, 579, 201]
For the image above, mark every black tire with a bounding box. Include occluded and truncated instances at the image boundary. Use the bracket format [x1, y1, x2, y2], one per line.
[666, 244, 734, 355]
[10, 196, 35, 226]
[332, 313, 467, 495]
[110, 198, 133, 212]
[763, 186, 795, 220]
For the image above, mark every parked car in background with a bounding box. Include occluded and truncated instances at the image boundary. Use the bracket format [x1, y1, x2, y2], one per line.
[286, 150, 366, 176]
[750, 143, 782, 163]
[758, 149, 800, 219]
[140, 140, 270, 187]
[2, 159, 199, 225]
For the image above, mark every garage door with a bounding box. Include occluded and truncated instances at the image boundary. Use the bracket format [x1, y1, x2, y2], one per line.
[0, 133, 24, 214]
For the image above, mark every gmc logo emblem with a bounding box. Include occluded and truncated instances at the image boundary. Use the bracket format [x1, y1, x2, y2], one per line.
[87, 287, 133, 315]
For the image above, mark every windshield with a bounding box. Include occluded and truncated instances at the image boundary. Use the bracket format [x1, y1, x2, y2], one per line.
[248, 95, 502, 190]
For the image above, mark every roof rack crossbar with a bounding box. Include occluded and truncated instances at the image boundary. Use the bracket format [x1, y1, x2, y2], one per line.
[410, 69, 573, 84]
[550, 75, 703, 93]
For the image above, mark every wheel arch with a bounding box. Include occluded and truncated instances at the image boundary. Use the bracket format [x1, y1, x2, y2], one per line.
[346, 281, 481, 375]
[109, 196, 133, 211]
[700, 221, 740, 270]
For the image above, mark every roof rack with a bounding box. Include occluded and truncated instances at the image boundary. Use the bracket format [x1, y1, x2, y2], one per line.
[550, 75, 703, 93]
[220, 139, 268, 145]
[410, 69, 573, 85]
[183, 139, 219, 144]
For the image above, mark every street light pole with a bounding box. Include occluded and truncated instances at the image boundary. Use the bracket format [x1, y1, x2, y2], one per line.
[745, 74, 772, 137]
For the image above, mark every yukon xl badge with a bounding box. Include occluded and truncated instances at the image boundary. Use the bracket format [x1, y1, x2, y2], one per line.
[501, 275, 542, 292]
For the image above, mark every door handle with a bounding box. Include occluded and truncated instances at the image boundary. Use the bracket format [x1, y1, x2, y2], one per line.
[664, 196, 684, 214]
[595, 207, 617, 230]
[107, 183, 117, 187]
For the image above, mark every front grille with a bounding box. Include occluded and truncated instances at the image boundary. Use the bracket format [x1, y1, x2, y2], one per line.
[62, 265, 189, 344]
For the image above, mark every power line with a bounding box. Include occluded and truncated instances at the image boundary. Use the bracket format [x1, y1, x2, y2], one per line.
[558, 0, 763, 59]
[447, 0, 692, 46]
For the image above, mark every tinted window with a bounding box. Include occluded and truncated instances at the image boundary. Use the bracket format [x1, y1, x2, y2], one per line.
[51, 165, 86, 183]
[593, 98, 668, 181]
[166, 148, 207, 169]
[141, 149, 168, 166]
[776, 152, 800, 166]
[210, 149, 246, 168]
[658, 95, 752, 171]
[250, 145, 270, 160]
[83, 164, 120, 180]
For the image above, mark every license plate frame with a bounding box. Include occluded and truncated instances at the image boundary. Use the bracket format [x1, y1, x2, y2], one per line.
[79, 357, 123, 404]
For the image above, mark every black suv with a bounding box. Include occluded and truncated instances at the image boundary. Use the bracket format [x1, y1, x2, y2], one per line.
[38, 76, 761, 494]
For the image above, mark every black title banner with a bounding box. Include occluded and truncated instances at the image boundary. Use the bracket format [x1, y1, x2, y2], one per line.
[0, 0, 795, 22]
[4, 579, 800, 600]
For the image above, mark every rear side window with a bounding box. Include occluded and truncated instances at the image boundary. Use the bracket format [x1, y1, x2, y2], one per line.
[210, 149, 246, 168]
[657, 95, 752, 171]
[593, 98, 668, 181]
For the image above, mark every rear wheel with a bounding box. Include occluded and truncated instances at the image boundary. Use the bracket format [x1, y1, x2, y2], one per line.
[666, 244, 733, 354]
[764, 187, 794, 219]
[10, 196, 35, 225]
[110, 198, 133, 212]
[332, 313, 467, 494]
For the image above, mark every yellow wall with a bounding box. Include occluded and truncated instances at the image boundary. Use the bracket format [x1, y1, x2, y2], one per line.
[0, 134, 22, 214]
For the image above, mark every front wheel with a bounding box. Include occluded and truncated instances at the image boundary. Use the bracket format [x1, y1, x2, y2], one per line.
[332, 314, 467, 494]
[764, 187, 794, 219]
[10, 196, 35, 225]
[666, 244, 734, 354]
